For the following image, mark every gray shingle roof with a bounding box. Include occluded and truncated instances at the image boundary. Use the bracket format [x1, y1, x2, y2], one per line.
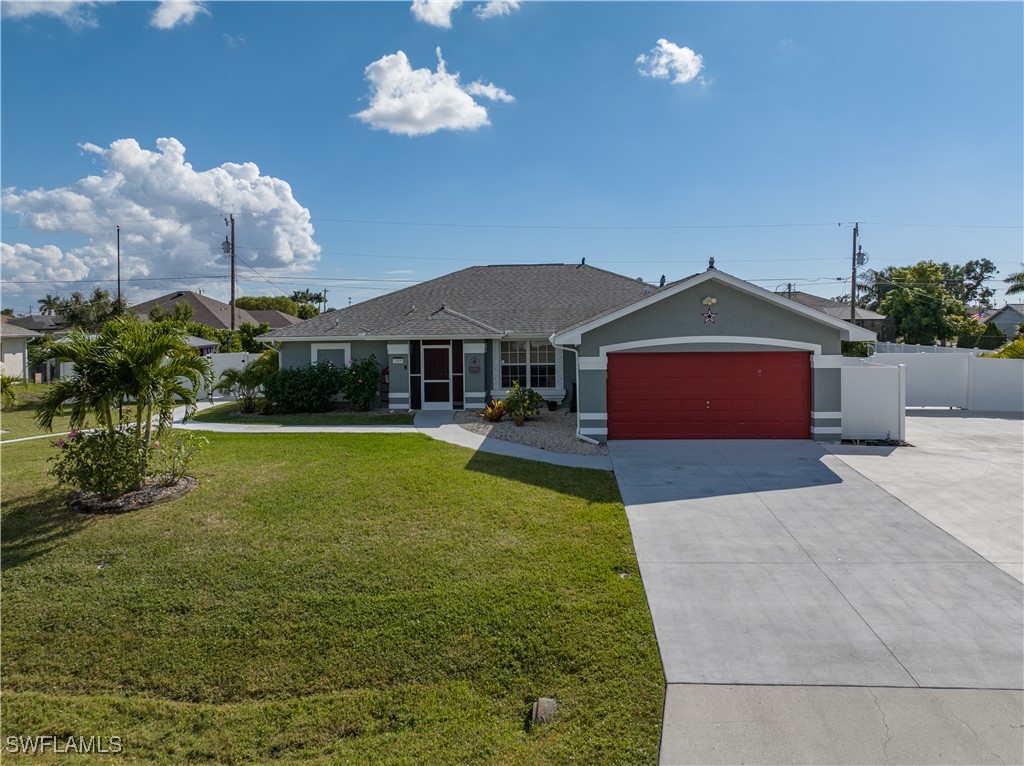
[131, 291, 262, 330]
[260, 264, 655, 340]
[247, 309, 302, 329]
[785, 291, 887, 321]
[0, 322, 41, 338]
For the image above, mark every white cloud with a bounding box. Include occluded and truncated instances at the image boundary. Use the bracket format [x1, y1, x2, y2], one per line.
[475, 0, 519, 19]
[636, 38, 705, 85]
[465, 80, 515, 104]
[2, 137, 320, 302]
[150, 1, 208, 30]
[355, 48, 513, 136]
[0, 1, 101, 28]
[410, 0, 461, 28]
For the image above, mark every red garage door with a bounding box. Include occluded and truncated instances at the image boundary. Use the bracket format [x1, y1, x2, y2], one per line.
[607, 351, 811, 439]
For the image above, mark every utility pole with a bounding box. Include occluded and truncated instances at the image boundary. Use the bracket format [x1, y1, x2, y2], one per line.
[116, 224, 121, 310]
[850, 222, 859, 323]
[322, 287, 329, 314]
[223, 214, 236, 331]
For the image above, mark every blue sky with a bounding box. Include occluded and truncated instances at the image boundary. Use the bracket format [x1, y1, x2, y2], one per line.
[2, 1, 1022, 314]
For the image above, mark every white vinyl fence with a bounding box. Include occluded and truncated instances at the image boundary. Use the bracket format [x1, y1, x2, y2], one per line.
[874, 342, 987, 356]
[841, 361, 907, 441]
[195, 352, 258, 399]
[869, 352, 1023, 412]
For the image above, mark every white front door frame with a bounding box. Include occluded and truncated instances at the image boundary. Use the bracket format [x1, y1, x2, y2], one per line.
[421, 342, 453, 410]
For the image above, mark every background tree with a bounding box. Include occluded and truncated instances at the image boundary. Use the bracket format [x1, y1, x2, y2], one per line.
[939, 259, 997, 306]
[57, 287, 125, 329]
[236, 296, 300, 315]
[289, 289, 323, 317]
[1004, 271, 1024, 296]
[37, 294, 62, 316]
[212, 351, 278, 414]
[878, 262, 969, 345]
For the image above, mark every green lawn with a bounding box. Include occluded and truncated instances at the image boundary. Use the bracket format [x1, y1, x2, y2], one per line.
[192, 401, 416, 426]
[1, 432, 663, 764]
[0, 382, 94, 441]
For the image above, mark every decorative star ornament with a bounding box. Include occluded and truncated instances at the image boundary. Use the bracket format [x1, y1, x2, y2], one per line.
[701, 308, 717, 324]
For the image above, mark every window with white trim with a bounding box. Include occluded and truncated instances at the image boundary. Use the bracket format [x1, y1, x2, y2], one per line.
[500, 340, 556, 388]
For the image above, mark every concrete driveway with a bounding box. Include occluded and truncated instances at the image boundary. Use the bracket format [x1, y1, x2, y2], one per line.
[609, 430, 1023, 765]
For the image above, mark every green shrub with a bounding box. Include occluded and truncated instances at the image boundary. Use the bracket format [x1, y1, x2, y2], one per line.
[262, 362, 345, 413]
[841, 341, 871, 357]
[956, 321, 1005, 350]
[986, 338, 1024, 359]
[48, 430, 153, 499]
[213, 352, 277, 414]
[503, 382, 544, 426]
[150, 431, 208, 484]
[1, 374, 20, 409]
[338, 356, 381, 411]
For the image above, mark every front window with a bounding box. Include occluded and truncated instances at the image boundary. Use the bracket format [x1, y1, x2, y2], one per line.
[500, 340, 556, 389]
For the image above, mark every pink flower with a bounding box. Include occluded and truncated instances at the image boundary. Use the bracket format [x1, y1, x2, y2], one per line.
[55, 439, 65, 448]
[68, 429, 78, 438]
[152, 440, 160, 448]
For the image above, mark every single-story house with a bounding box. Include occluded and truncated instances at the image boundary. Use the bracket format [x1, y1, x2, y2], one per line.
[782, 291, 895, 341]
[980, 304, 1024, 338]
[132, 291, 300, 331]
[0, 320, 41, 379]
[258, 263, 874, 443]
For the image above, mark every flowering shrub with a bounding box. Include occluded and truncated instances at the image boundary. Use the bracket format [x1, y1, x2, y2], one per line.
[503, 382, 545, 426]
[49, 430, 153, 499]
[480, 399, 506, 422]
[48, 428, 206, 499]
[262, 362, 345, 413]
[338, 356, 381, 412]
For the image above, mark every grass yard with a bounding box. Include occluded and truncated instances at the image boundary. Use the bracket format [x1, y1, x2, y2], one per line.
[0, 382, 93, 441]
[1, 432, 663, 764]
[191, 401, 416, 426]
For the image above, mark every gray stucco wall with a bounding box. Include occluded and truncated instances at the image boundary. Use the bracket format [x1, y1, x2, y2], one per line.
[577, 281, 843, 357]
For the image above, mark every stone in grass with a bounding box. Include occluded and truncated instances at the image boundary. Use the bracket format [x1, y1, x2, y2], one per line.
[531, 697, 558, 726]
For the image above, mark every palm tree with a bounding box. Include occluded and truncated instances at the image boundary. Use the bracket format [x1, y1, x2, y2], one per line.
[34, 316, 213, 440]
[37, 294, 62, 316]
[1005, 271, 1024, 296]
[212, 352, 277, 414]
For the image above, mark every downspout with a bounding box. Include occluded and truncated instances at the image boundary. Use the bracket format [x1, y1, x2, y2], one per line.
[551, 339, 600, 445]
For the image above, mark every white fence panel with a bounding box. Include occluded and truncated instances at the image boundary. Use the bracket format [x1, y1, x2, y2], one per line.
[195, 352, 258, 398]
[871, 353, 968, 407]
[969, 357, 1024, 412]
[875, 342, 985, 355]
[841, 363, 906, 441]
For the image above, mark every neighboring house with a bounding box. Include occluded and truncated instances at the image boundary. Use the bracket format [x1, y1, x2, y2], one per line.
[4, 313, 68, 335]
[184, 335, 220, 357]
[259, 264, 874, 443]
[247, 310, 303, 330]
[980, 304, 1024, 338]
[783, 291, 895, 341]
[0, 321, 41, 379]
[132, 291, 262, 330]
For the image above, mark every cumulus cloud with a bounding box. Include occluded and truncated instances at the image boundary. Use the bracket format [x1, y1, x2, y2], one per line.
[0, 1, 102, 28]
[355, 48, 514, 136]
[475, 0, 519, 19]
[410, 0, 461, 28]
[2, 137, 320, 301]
[636, 38, 705, 85]
[150, 0, 208, 29]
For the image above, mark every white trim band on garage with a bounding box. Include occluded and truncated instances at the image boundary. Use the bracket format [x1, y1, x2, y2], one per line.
[598, 336, 823, 357]
[579, 412, 608, 420]
[464, 391, 487, 398]
[389, 393, 410, 400]
[811, 426, 843, 435]
[812, 411, 842, 420]
[579, 356, 607, 371]
[579, 427, 607, 436]
[810, 355, 843, 369]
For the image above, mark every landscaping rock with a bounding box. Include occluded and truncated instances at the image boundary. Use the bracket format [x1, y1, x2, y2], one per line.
[531, 697, 559, 725]
[455, 408, 608, 457]
[69, 476, 198, 514]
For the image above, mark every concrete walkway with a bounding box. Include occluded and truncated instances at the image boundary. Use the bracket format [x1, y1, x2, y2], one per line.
[609, 434, 1023, 765]
[172, 401, 612, 470]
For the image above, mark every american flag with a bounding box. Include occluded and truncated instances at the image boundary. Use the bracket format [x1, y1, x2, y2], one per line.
[971, 309, 987, 321]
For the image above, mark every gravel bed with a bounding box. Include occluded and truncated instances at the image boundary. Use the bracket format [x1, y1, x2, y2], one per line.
[455, 408, 608, 456]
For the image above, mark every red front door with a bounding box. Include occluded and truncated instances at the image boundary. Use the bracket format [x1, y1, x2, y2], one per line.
[607, 351, 811, 439]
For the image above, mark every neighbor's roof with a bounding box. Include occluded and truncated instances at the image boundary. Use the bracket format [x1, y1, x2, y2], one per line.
[132, 291, 261, 330]
[258, 264, 656, 341]
[184, 334, 219, 349]
[980, 304, 1024, 323]
[247, 309, 303, 329]
[2, 314, 66, 333]
[0, 321, 41, 338]
[784, 291, 887, 321]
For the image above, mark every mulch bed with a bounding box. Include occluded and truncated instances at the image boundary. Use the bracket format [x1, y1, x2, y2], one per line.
[69, 476, 198, 514]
